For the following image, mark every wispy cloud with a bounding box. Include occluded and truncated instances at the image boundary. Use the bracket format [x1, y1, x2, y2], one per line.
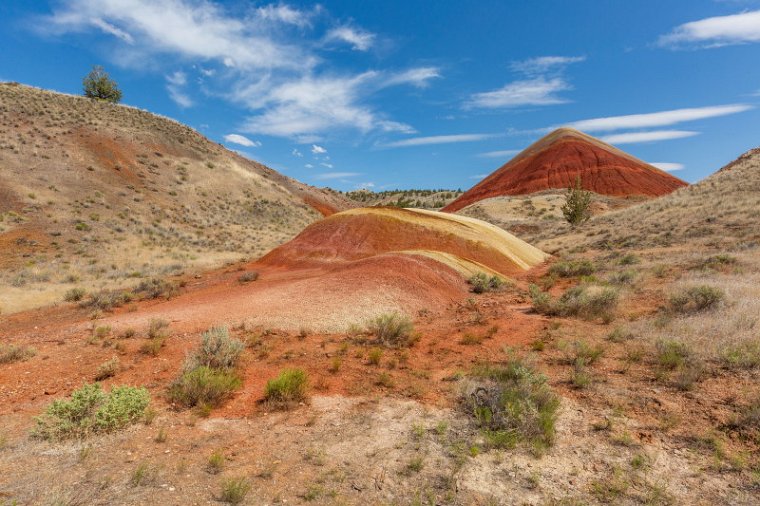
[311, 144, 327, 154]
[649, 162, 685, 171]
[467, 55, 583, 109]
[224, 134, 260, 147]
[659, 9, 760, 48]
[477, 149, 520, 158]
[383, 67, 441, 88]
[564, 104, 752, 132]
[469, 174, 489, 179]
[601, 130, 699, 144]
[510, 56, 585, 76]
[165, 71, 192, 107]
[468, 77, 570, 108]
[325, 26, 375, 51]
[314, 172, 361, 179]
[255, 3, 318, 28]
[384, 133, 497, 148]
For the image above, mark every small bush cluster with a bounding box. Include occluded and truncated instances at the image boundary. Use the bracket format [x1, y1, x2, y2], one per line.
[264, 368, 308, 409]
[237, 271, 259, 283]
[668, 285, 725, 314]
[468, 272, 505, 294]
[467, 357, 560, 453]
[63, 287, 86, 302]
[549, 259, 595, 278]
[0, 344, 36, 364]
[366, 312, 418, 347]
[655, 339, 704, 391]
[530, 284, 618, 322]
[168, 327, 243, 411]
[32, 383, 150, 440]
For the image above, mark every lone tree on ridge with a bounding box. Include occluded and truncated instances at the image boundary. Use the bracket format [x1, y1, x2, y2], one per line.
[82, 65, 122, 103]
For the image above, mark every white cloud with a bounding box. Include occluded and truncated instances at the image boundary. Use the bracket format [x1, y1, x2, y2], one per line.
[315, 172, 361, 179]
[565, 104, 752, 132]
[325, 26, 375, 51]
[510, 56, 585, 76]
[240, 72, 415, 138]
[601, 130, 700, 144]
[291, 148, 303, 157]
[383, 67, 441, 88]
[468, 77, 571, 109]
[659, 10, 760, 48]
[304, 163, 314, 168]
[43, 0, 312, 71]
[223, 134, 260, 147]
[477, 149, 520, 158]
[356, 182, 375, 189]
[469, 174, 489, 179]
[320, 162, 334, 168]
[384, 134, 496, 148]
[468, 55, 584, 109]
[166, 71, 193, 107]
[649, 162, 685, 171]
[311, 144, 327, 154]
[39, 1, 432, 140]
[90, 17, 134, 43]
[255, 4, 317, 28]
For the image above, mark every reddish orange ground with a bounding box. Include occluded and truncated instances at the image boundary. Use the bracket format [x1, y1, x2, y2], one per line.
[443, 128, 688, 212]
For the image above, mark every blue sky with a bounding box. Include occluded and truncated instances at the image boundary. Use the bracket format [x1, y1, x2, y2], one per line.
[2, 1, 760, 191]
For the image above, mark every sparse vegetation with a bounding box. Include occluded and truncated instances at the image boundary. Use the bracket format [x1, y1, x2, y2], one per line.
[669, 285, 725, 314]
[219, 477, 251, 505]
[549, 259, 595, 278]
[237, 271, 259, 283]
[0, 344, 36, 364]
[467, 272, 505, 293]
[94, 357, 119, 381]
[530, 284, 618, 322]
[264, 368, 308, 409]
[367, 312, 418, 347]
[32, 383, 150, 440]
[467, 356, 560, 453]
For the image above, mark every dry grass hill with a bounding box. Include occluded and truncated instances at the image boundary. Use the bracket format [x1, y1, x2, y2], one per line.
[0, 83, 352, 314]
[344, 188, 463, 209]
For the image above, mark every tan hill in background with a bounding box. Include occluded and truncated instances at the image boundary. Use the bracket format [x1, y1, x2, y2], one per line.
[0, 83, 352, 314]
[443, 127, 687, 212]
[344, 188, 463, 209]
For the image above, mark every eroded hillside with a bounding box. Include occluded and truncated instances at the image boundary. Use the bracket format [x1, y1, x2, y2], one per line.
[0, 83, 351, 314]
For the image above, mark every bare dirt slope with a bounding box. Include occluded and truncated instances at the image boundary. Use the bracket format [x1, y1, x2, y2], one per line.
[444, 128, 687, 213]
[0, 83, 352, 315]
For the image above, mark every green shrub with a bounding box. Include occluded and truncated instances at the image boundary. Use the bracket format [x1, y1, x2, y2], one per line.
[168, 366, 241, 409]
[32, 383, 150, 440]
[185, 327, 244, 370]
[655, 339, 691, 370]
[264, 368, 308, 409]
[549, 259, 595, 278]
[669, 285, 725, 314]
[0, 344, 36, 364]
[94, 357, 120, 381]
[220, 477, 251, 504]
[135, 278, 178, 300]
[721, 340, 760, 369]
[561, 176, 591, 226]
[468, 357, 560, 452]
[64, 287, 86, 302]
[237, 271, 259, 283]
[367, 312, 417, 347]
[530, 284, 618, 322]
[618, 253, 639, 266]
[608, 269, 637, 285]
[468, 272, 505, 293]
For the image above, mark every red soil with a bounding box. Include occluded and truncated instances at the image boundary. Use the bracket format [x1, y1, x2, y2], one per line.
[443, 128, 688, 212]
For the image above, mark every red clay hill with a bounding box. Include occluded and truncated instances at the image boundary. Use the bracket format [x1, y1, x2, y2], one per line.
[443, 128, 688, 212]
